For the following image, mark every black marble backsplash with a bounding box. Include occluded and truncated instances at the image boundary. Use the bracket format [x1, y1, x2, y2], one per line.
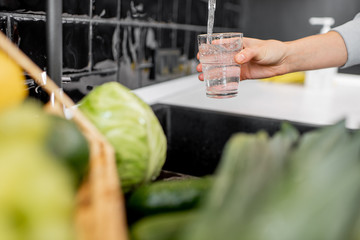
[0, 0, 243, 102]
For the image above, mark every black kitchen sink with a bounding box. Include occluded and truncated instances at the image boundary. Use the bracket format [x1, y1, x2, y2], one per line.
[152, 104, 319, 177]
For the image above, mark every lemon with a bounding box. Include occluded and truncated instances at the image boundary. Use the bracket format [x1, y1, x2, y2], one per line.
[261, 71, 306, 84]
[0, 49, 28, 112]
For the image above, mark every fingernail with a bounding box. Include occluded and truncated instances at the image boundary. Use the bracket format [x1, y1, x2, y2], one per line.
[236, 54, 246, 63]
[199, 74, 204, 81]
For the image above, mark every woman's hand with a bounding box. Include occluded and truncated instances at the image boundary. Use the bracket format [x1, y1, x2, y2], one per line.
[234, 38, 289, 80]
[197, 32, 348, 81]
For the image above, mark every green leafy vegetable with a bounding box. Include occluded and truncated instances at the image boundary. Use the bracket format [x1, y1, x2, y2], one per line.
[178, 121, 360, 240]
[79, 82, 167, 192]
[179, 123, 300, 240]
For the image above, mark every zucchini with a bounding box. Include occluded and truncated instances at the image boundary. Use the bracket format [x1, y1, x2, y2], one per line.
[127, 177, 212, 222]
[130, 211, 196, 240]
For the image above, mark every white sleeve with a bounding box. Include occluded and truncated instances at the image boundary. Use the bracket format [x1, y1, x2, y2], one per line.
[331, 13, 360, 68]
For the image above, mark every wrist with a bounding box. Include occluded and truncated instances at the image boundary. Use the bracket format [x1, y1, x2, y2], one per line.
[282, 40, 302, 73]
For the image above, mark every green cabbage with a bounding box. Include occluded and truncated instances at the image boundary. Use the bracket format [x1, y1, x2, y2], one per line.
[79, 82, 167, 192]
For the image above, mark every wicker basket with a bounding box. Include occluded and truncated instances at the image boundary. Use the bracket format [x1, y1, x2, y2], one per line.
[0, 32, 128, 240]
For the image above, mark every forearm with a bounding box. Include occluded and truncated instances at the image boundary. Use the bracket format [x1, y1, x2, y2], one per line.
[284, 31, 347, 72]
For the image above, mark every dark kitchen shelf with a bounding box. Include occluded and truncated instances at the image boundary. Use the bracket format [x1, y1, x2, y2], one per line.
[152, 104, 320, 177]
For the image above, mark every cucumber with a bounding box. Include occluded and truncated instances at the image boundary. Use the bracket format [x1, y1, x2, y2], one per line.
[46, 115, 90, 185]
[130, 211, 196, 240]
[126, 177, 212, 222]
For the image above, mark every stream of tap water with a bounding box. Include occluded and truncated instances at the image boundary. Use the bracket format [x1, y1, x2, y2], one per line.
[207, 0, 216, 42]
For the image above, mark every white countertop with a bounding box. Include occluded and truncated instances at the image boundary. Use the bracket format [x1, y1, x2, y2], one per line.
[133, 73, 360, 129]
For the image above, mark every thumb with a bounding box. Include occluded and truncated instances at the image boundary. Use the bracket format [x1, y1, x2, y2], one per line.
[235, 48, 258, 64]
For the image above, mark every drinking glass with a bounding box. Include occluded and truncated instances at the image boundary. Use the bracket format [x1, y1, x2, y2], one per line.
[198, 32, 243, 98]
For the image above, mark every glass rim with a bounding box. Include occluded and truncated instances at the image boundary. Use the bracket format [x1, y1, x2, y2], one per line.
[198, 32, 243, 38]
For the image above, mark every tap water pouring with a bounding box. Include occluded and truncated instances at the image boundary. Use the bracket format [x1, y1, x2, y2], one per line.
[207, 0, 216, 43]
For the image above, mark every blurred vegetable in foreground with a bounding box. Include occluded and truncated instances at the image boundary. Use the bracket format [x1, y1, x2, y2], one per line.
[79, 82, 167, 193]
[0, 102, 75, 240]
[131, 121, 360, 240]
[179, 121, 360, 240]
